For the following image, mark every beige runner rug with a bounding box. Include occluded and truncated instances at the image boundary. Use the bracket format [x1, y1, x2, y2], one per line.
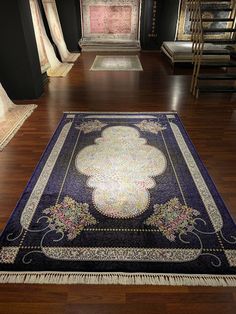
[0, 83, 37, 151]
[0, 104, 37, 151]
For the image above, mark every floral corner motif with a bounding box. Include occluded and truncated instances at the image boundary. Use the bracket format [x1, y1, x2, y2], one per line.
[0, 246, 20, 264]
[145, 198, 200, 242]
[43, 196, 97, 240]
[76, 120, 108, 134]
[135, 120, 166, 134]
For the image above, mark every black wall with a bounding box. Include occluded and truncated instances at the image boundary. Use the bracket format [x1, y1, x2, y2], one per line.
[156, 0, 180, 48]
[141, 0, 180, 50]
[56, 0, 81, 52]
[0, 0, 43, 99]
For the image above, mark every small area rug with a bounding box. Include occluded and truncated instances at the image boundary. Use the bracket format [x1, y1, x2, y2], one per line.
[47, 63, 73, 77]
[0, 112, 235, 286]
[90, 55, 143, 71]
[0, 104, 37, 151]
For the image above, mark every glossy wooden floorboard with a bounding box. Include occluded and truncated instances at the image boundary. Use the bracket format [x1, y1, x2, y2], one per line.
[0, 52, 235, 314]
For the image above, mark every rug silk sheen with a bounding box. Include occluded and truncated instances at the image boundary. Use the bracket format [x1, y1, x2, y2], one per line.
[0, 112, 235, 286]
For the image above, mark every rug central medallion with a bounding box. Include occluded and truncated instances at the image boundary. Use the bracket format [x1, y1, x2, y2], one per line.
[76, 126, 166, 218]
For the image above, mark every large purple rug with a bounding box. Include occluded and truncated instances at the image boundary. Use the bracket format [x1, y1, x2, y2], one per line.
[0, 112, 235, 286]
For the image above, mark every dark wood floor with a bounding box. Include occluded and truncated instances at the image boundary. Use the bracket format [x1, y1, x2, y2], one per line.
[0, 52, 236, 314]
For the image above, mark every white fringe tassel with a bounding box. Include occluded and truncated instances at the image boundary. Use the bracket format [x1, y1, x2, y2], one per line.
[0, 272, 235, 286]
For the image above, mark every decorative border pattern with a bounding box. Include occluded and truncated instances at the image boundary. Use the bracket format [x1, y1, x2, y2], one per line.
[225, 250, 236, 267]
[169, 121, 223, 232]
[0, 247, 20, 264]
[84, 114, 157, 119]
[20, 122, 72, 229]
[43, 247, 201, 262]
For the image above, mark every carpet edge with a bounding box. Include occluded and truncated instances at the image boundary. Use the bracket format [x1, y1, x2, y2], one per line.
[0, 272, 235, 286]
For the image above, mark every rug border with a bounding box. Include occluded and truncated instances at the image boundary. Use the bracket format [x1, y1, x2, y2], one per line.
[0, 114, 66, 238]
[89, 55, 143, 71]
[173, 114, 236, 227]
[1, 111, 235, 286]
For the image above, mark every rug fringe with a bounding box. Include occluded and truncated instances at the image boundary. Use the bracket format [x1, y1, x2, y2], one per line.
[0, 272, 235, 286]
